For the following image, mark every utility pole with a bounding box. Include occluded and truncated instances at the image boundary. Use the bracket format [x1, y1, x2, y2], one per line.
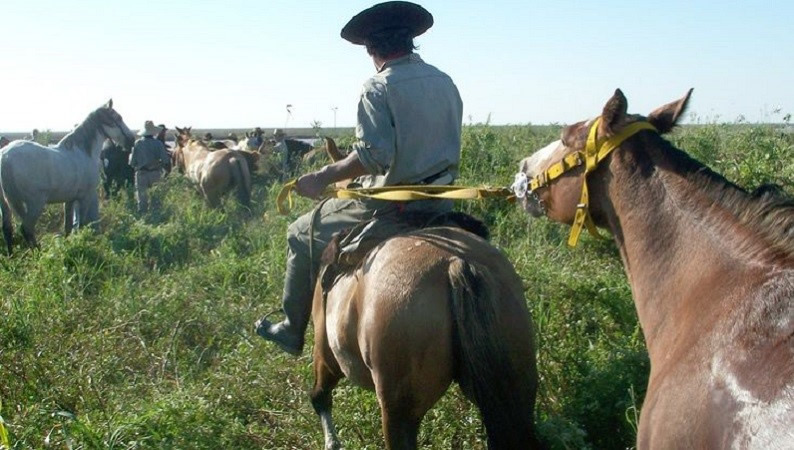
[331, 106, 338, 130]
[285, 104, 293, 129]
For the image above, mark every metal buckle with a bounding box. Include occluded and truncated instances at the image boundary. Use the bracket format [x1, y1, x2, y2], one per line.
[537, 172, 547, 187]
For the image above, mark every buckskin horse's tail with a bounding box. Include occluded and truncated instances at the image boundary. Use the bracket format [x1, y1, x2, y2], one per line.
[230, 154, 251, 207]
[448, 257, 542, 449]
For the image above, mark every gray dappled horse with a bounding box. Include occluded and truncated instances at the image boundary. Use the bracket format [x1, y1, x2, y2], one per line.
[0, 100, 135, 253]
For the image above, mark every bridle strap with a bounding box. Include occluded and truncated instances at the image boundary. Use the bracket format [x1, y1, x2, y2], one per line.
[570, 118, 658, 246]
[567, 119, 602, 246]
[528, 117, 658, 247]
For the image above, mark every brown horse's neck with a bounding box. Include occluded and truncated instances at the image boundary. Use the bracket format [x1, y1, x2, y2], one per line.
[593, 136, 786, 358]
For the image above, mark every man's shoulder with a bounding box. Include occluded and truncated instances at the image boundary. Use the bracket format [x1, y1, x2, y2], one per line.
[361, 77, 387, 96]
[377, 55, 452, 85]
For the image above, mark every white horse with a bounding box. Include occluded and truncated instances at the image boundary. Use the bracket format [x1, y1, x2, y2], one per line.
[0, 99, 135, 253]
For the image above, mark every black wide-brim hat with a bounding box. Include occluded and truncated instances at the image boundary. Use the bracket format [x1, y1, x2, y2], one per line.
[341, 1, 433, 45]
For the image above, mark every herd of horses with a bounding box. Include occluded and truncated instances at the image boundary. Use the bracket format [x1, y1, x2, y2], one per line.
[100, 126, 315, 205]
[0, 92, 791, 449]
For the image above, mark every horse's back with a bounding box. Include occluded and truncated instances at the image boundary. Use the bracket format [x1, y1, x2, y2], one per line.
[202, 150, 238, 184]
[0, 141, 91, 195]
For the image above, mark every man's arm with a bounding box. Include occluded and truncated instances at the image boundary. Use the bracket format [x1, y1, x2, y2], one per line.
[158, 142, 171, 175]
[294, 151, 368, 199]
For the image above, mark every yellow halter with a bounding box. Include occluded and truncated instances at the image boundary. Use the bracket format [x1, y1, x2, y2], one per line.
[527, 117, 658, 247]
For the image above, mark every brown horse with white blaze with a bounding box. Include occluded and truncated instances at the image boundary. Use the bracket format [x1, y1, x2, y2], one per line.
[517, 89, 793, 448]
[172, 127, 252, 207]
[310, 225, 541, 450]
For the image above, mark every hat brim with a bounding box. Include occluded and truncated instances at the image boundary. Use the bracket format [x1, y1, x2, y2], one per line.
[138, 126, 163, 137]
[341, 1, 433, 45]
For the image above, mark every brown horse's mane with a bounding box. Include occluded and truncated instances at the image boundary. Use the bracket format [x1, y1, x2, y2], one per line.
[653, 136, 794, 257]
[59, 109, 107, 155]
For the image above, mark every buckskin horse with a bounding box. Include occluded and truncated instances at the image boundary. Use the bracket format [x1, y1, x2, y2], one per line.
[0, 100, 135, 253]
[516, 89, 793, 448]
[308, 217, 541, 450]
[172, 127, 252, 208]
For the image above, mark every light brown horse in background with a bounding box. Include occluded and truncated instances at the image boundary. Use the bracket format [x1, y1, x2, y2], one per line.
[518, 89, 793, 448]
[309, 224, 541, 450]
[299, 136, 346, 164]
[172, 127, 252, 207]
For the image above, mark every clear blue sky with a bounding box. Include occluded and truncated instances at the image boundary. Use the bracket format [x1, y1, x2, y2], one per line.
[1, 0, 791, 132]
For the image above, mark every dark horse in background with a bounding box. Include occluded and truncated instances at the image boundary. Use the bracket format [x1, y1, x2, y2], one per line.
[100, 138, 134, 198]
[518, 89, 793, 448]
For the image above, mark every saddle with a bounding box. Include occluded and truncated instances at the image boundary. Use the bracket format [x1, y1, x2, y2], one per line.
[319, 211, 490, 294]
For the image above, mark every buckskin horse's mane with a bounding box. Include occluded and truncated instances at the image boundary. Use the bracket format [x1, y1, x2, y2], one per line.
[59, 109, 106, 155]
[650, 135, 794, 257]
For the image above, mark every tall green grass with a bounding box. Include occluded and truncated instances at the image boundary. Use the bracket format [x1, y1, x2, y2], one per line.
[0, 123, 791, 449]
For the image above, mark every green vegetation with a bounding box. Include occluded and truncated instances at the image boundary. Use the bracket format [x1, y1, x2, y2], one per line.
[1, 123, 791, 449]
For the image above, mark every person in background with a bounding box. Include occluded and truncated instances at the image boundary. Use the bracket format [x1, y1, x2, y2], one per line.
[156, 124, 168, 148]
[272, 128, 289, 179]
[251, 127, 264, 148]
[27, 129, 39, 141]
[0, 136, 10, 149]
[129, 121, 170, 214]
[255, 1, 463, 356]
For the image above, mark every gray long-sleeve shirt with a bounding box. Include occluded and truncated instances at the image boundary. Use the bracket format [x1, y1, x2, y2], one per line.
[129, 136, 169, 171]
[353, 53, 463, 188]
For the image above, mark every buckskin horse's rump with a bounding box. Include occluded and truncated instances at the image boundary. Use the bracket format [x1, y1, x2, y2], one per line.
[311, 225, 540, 448]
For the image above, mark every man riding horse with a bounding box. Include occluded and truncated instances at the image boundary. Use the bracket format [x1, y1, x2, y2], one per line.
[255, 1, 463, 356]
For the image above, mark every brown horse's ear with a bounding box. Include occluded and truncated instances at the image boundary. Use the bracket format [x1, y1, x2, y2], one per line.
[648, 88, 693, 134]
[600, 89, 628, 135]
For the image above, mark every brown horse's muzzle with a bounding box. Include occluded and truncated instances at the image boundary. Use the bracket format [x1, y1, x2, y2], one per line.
[512, 170, 545, 217]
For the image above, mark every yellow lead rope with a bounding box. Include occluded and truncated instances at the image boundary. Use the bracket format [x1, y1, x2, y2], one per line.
[276, 181, 512, 215]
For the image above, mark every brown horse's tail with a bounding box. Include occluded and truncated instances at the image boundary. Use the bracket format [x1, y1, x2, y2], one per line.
[230, 155, 251, 207]
[448, 258, 542, 449]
